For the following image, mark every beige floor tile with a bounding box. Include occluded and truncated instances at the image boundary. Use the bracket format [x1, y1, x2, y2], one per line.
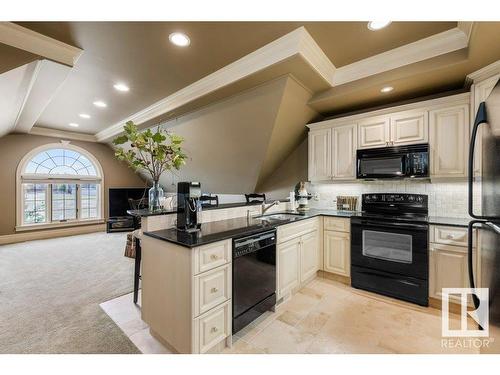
[277, 310, 303, 327]
[296, 310, 329, 335]
[248, 319, 316, 354]
[222, 339, 267, 354]
[129, 328, 173, 354]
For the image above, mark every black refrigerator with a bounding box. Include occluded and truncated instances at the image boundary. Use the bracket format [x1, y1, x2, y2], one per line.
[468, 78, 500, 353]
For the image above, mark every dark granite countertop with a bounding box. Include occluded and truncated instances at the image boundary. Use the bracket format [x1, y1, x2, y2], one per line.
[127, 201, 265, 217]
[143, 208, 474, 248]
[143, 209, 359, 248]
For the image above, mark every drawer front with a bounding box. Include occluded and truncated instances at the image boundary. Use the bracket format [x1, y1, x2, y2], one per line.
[194, 300, 231, 353]
[324, 217, 350, 233]
[194, 264, 231, 317]
[194, 240, 231, 275]
[277, 218, 319, 243]
[430, 225, 474, 247]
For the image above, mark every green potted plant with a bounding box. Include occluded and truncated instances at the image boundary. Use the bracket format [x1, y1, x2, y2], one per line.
[113, 121, 187, 212]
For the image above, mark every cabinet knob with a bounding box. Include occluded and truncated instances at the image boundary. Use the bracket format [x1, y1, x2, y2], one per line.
[446, 234, 454, 239]
[211, 327, 218, 333]
[210, 254, 219, 260]
[211, 287, 219, 293]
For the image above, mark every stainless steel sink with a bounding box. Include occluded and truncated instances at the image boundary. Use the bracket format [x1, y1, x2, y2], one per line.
[254, 213, 303, 221]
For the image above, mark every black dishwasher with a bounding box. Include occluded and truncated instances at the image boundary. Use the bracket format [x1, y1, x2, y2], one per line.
[232, 229, 276, 334]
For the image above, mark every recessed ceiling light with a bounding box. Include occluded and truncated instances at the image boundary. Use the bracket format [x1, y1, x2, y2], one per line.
[79, 113, 91, 119]
[93, 100, 107, 108]
[368, 21, 392, 31]
[380, 86, 394, 93]
[113, 83, 130, 92]
[169, 32, 190, 47]
[69, 123, 79, 128]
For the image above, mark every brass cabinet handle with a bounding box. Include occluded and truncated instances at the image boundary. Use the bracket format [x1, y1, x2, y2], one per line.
[211, 327, 218, 333]
[211, 287, 218, 293]
[210, 254, 219, 260]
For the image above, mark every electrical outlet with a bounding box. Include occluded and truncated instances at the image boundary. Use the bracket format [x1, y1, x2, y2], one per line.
[313, 193, 320, 201]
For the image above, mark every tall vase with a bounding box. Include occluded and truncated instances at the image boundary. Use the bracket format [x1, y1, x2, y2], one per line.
[148, 180, 164, 212]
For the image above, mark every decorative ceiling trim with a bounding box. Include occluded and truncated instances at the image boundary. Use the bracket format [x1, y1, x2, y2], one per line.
[332, 26, 471, 86]
[466, 59, 500, 83]
[96, 24, 471, 142]
[96, 26, 335, 142]
[0, 22, 83, 67]
[29, 126, 98, 142]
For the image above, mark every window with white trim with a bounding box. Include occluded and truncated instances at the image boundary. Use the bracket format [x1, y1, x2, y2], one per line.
[18, 144, 103, 228]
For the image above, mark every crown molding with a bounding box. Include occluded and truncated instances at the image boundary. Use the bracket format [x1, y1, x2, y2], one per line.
[332, 27, 470, 86]
[29, 126, 98, 142]
[96, 24, 472, 142]
[466, 59, 500, 83]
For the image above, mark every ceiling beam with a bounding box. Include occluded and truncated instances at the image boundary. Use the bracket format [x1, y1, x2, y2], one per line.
[0, 22, 83, 67]
[13, 59, 72, 134]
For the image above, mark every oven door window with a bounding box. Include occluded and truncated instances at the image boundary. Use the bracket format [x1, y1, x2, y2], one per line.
[359, 156, 404, 176]
[362, 230, 412, 263]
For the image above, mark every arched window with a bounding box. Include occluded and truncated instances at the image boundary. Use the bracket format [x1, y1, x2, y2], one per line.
[17, 142, 104, 229]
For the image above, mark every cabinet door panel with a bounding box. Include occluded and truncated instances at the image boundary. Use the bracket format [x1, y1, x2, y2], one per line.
[429, 104, 469, 178]
[358, 117, 389, 149]
[277, 239, 300, 299]
[390, 110, 428, 146]
[300, 230, 319, 283]
[429, 244, 476, 306]
[323, 231, 350, 277]
[332, 124, 357, 180]
[308, 128, 331, 181]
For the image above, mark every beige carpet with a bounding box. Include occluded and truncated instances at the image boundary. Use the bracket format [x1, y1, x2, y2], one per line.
[0, 232, 140, 354]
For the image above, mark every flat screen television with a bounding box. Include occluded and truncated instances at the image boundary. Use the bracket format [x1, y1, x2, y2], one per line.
[108, 187, 148, 217]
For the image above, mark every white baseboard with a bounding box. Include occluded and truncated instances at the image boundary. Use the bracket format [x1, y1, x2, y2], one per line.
[0, 224, 106, 245]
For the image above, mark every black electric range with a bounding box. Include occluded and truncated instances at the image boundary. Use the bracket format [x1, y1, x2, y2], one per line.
[350, 193, 429, 306]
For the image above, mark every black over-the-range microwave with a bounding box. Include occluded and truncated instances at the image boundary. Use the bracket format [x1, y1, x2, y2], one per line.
[356, 143, 429, 179]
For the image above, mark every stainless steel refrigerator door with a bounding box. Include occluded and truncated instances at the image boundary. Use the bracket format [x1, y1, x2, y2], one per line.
[479, 222, 500, 353]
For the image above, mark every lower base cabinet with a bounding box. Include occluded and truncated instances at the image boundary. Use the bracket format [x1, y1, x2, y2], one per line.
[323, 230, 350, 277]
[277, 226, 319, 300]
[429, 243, 477, 306]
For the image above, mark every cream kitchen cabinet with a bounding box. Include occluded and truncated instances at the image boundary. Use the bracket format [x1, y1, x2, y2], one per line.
[308, 123, 357, 181]
[277, 238, 300, 299]
[358, 116, 390, 149]
[308, 128, 331, 181]
[429, 104, 469, 179]
[358, 110, 428, 149]
[277, 219, 320, 300]
[429, 243, 477, 306]
[300, 230, 320, 283]
[323, 229, 350, 277]
[390, 110, 428, 146]
[471, 74, 500, 179]
[331, 123, 357, 180]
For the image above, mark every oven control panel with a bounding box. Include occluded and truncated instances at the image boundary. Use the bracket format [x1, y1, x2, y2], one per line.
[363, 193, 427, 206]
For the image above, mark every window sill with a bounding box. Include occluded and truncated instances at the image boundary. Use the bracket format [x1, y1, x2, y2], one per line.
[16, 219, 105, 232]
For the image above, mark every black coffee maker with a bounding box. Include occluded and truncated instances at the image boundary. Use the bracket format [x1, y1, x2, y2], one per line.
[177, 182, 202, 232]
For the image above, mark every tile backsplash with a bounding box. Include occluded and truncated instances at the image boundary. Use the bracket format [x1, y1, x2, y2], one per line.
[307, 180, 481, 218]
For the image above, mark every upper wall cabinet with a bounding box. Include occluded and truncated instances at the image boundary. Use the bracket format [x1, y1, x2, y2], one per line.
[358, 110, 428, 149]
[308, 123, 357, 182]
[429, 104, 469, 179]
[390, 110, 428, 146]
[308, 128, 331, 182]
[307, 92, 470, 182]
[332, 124, 357, 180]
[358, 117, 389, 149]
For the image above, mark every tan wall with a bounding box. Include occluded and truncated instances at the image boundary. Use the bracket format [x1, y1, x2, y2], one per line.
[0, 133, 145, 236]
[258, 138, 308, 200]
